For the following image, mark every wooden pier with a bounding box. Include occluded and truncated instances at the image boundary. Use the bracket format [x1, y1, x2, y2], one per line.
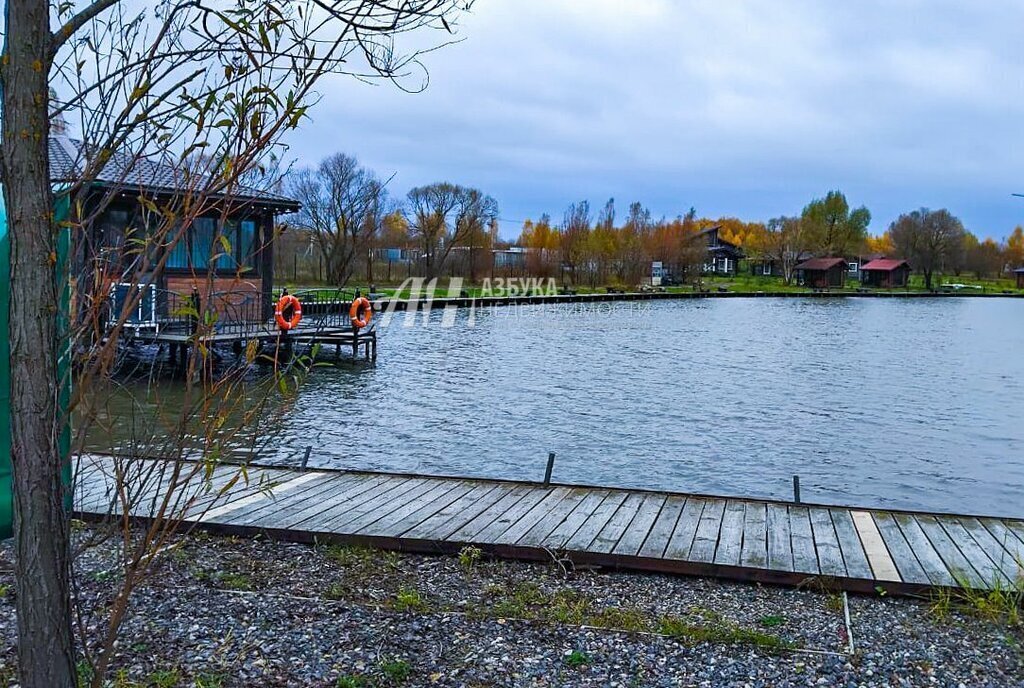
[74, 455, 1024, 596]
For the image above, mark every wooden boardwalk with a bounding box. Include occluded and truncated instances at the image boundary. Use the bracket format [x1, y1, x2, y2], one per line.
[73, 455, 1024, 595]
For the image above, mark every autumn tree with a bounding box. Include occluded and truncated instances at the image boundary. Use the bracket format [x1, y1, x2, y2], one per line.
[1005, 226, 1024, 270]
[0, 1, 472, 685]
[748, 216, 809, 284]
[963, 233, 1004, 279]
[801, 191, 871, 256]
[405, 182, 496, 279]
[519, 214, 559, 276]
[287, 153, 388, 286]
[889, 208, 966, 289]
[560, 200, 591, 285]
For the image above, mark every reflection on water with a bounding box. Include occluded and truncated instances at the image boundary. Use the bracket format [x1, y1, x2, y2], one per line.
[90, 298, 1024, 517]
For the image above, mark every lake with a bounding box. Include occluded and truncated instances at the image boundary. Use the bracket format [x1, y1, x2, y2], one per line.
[97, 297, 1024, 517]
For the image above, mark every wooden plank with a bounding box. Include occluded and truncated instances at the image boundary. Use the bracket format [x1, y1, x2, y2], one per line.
[312, 477, 425, 532]
[829, 509, 873, 580]
[847, 512, 901, 583]
[788, 506, 819, 575]
[712, 500, 745, 566]
[960, 517, 1024, 584]
[589, 493, 646, 554]
[448, 485, 545, 542]
[739, 502, 768, 569]
[541, 490, 610, 549]
[358, 481, 470, 537]
[492, 487, 573, 545]
[279, 475, 392, 530]
[1003, 518, 1024, 548]
[222, 473, 348, 526]
[638, 496, 686, 559]
[563, 491, 629, 551]
[613, 493, 667, 556]
[876, 513, 943, 585]
[935, 517, 1009, 587]
[809, 507, 846, 577]
[688, 499, 726, 564]
[518, 489, 590, 547]
[664, 498, 706, 561]
[915, 514, 986, 587]
[201, 472, 322, 523]
[980, 518, 1024, 580]
[402, 482, 507, 540]
[765, 503, 793, 572]
[329, 479, 439, 533]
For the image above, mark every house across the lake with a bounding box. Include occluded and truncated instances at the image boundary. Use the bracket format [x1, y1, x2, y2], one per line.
[860, 258, 912, 288]
[795, 257, 848, 289]
[1015, 267, 1024, 290]
[48, 130, 299, 326]
[699, 226, 743, 276]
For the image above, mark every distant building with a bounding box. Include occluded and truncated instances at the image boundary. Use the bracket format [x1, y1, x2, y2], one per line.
[373, 247, 420, 264]
[699, 226, 743, 275]
[795, 257, 848, 288]
[1015, 267, 1024, 290]
[748, 252, 814, 277]
[860, 258, 912, 288]
[492, 246, 528, 269]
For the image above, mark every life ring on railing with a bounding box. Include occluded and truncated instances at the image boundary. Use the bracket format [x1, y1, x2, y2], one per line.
[349, 296, 372, 329]
[275, 294, 302, 330]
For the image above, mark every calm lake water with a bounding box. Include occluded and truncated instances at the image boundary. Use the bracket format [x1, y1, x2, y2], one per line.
[100, 298, 1024, 517]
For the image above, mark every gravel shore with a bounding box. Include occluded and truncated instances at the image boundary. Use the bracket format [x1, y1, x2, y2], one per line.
[0, 528, 1021, 687]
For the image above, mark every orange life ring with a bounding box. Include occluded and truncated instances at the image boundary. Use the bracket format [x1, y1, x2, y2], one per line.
[275, 294, 302, 330]
[349, 296, 372, 329]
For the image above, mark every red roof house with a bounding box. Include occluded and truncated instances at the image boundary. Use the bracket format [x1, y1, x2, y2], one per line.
[795, 257, 848, 289]
[861, 258, 912, 288]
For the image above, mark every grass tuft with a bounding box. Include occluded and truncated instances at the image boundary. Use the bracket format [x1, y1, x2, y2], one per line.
[564, 650, 590, 668]
[658, 614, 792, 651]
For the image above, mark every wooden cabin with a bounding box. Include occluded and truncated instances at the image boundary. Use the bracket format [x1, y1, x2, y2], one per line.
[699, 226, 744, 276]
[48, 134, 299, 329]
[795, 257, 848, 289]
[1016, 267, 1024, 290]
[860, 258, 912, 288]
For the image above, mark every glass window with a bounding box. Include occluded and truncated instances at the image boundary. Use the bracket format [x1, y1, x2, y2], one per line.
[190, 218, 216, 269]
[239, 219, 256, 269]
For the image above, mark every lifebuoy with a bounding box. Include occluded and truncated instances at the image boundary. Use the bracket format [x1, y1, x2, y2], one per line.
[275, 294, 302, 330]
[349, 296, 372, 329]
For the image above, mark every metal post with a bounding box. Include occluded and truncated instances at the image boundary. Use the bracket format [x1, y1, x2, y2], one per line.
[793, 475, 801, 504]
[543, 452, 556, 486]
[301, 445, 312, 470]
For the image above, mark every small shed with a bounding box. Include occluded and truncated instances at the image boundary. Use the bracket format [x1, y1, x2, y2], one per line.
[861, 258, 912, 288]
[1015, 267, 1024, 289]
[795, 257, 848, 289]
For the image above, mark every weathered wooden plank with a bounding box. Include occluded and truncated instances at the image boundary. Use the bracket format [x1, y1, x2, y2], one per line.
[829, 509, 873, 580]
[935, 517, 1009, 587]
[979, 518, 1024, 580]
[201, 472, 323, 523]
[541, 490, 610, 549]
[638, 496, 686, 559]
[809, 507, 846, 578]
[563, 491, 629, 551]
[514, 488, 590, 547]
[876, 513, 942, 585]
[492, 487, 573, 545]
[712, 500, 745, 566]
[664, 498, 706, 561]
[849, 512, 901, 583]
[221, 473, 347, 526]
[914, 514, 982, 587]
[448, 485, 545, 542]
[330, 479, 440, 533]
[312, 477, 425, 532]
[358, 481, 470, 537]
[788, 506, 819, 575]
[688, 499, 726, 564]
[960, 517, 1024, 584]
[765, 503, 793, 572]
[280, 475, 392, 530]
[739, 502, 768, 569]
[589, 493, 646, 554]
[1003, 519, 1024, 548]
[402, 482, 507, 540]
[613, 493, 667, 556]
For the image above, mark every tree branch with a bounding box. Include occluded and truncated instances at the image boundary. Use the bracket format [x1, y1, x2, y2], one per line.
[51, 0, 123, 55]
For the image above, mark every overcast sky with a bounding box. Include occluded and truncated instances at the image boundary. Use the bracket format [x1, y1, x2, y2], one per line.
[283, 0, 1024, 240]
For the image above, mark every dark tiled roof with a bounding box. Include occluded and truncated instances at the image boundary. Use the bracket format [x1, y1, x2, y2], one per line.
[795, 257, 848, 271]
[47, 136, 298, 210]
[861, 258, 910, 272]
[1014, 267, 1024, 274]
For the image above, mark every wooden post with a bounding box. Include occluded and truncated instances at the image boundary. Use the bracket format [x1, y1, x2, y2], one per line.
[793, 475, 801, 504]
[543, 452, 556, 486]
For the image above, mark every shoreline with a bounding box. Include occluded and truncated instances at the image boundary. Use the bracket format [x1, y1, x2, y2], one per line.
[372, 288, 1024, 311]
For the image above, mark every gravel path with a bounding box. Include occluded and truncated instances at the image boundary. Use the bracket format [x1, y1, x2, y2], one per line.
[0, 529, 1021, 687]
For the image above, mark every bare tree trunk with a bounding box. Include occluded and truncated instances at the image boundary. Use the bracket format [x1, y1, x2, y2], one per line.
[1, 1, 76, 685]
